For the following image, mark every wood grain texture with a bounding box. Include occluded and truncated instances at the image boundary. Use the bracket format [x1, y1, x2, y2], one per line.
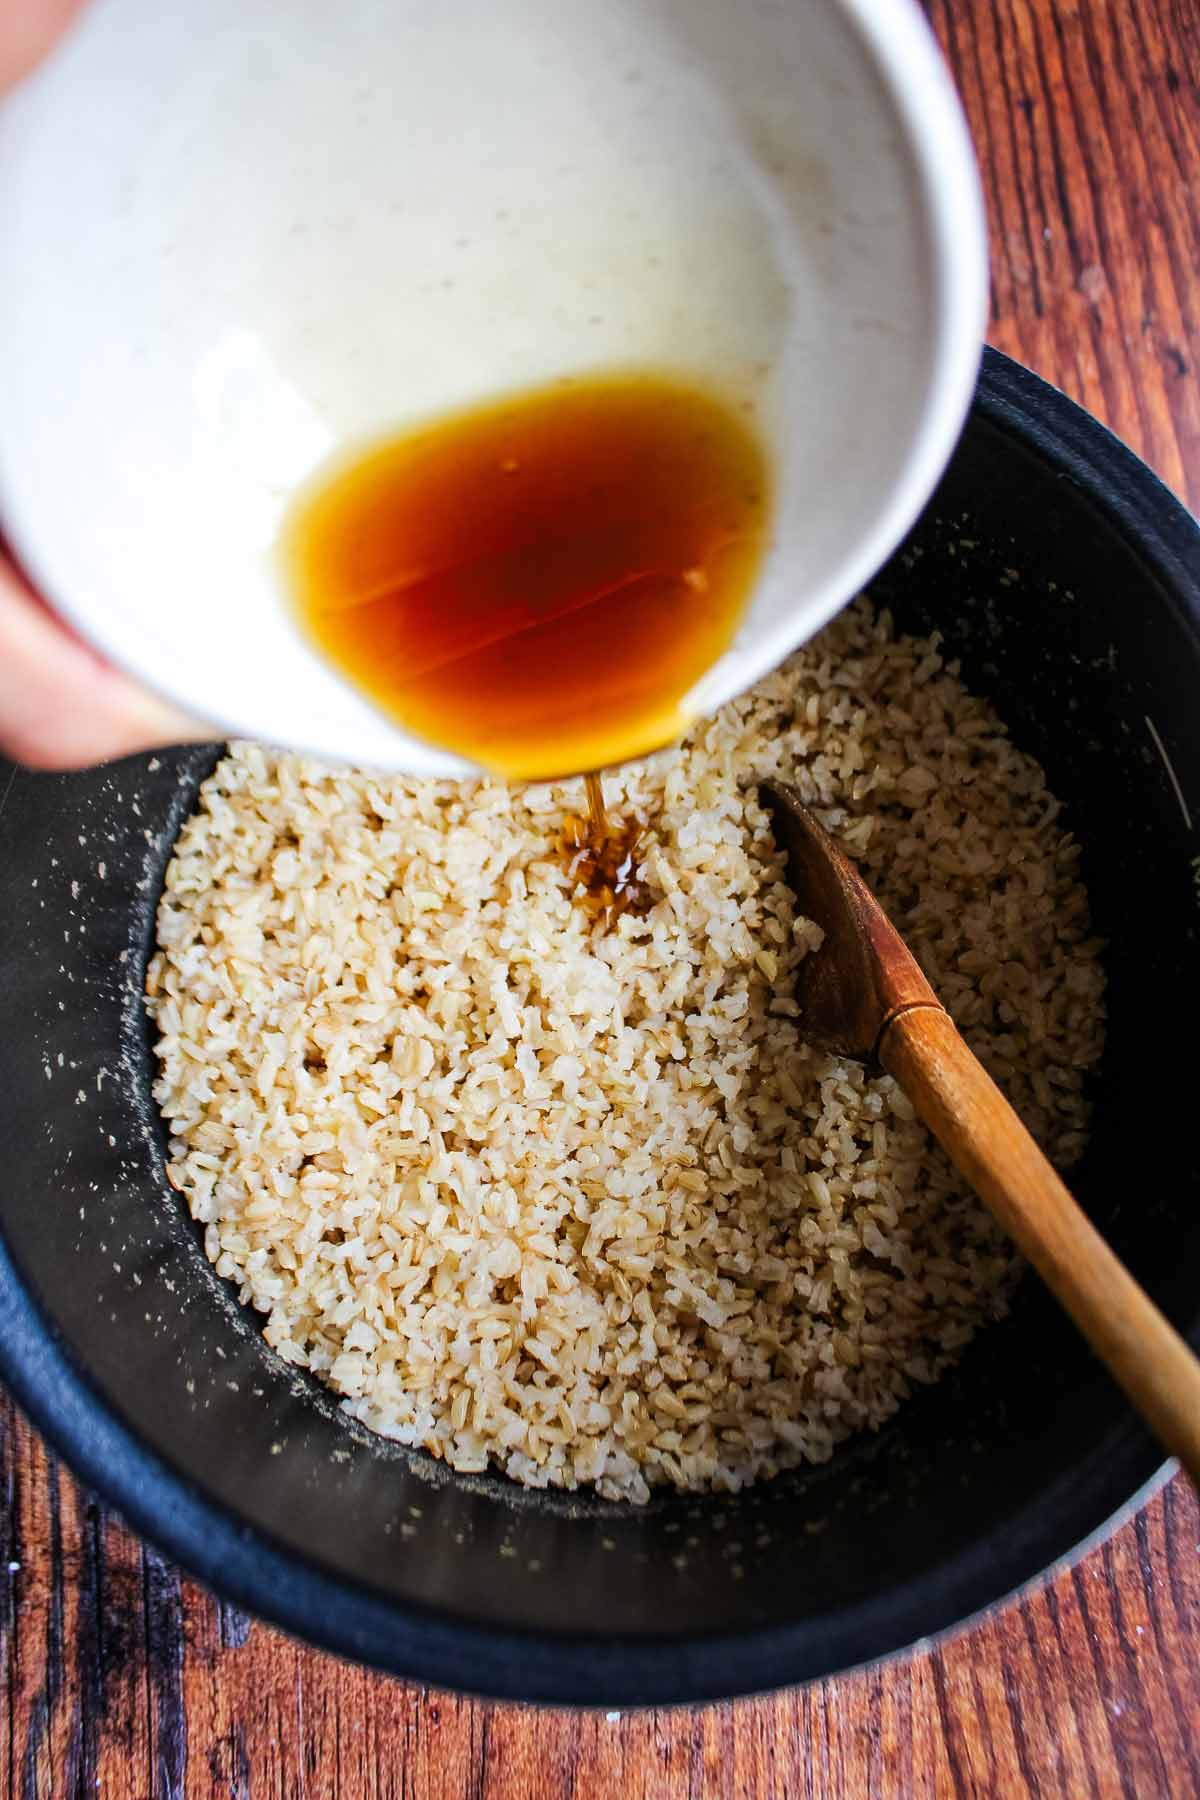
[2, 1392, 1199, 1800]
[3, 0, 1199, 1793]
[929, 0, 1200, 511]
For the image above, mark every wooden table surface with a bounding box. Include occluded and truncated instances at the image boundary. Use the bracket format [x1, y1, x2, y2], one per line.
[3, 1, 1199, 1794]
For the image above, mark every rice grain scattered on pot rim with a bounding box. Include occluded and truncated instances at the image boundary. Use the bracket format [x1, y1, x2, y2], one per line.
[147, 600, 1106, 1504]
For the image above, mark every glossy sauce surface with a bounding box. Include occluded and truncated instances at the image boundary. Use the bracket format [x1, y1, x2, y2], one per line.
[282, 376, 769, 779]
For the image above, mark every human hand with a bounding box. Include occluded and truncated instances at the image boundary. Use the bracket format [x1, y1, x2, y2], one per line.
[0, 0, 202, 769]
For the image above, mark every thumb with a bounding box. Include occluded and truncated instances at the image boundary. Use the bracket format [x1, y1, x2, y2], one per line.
[0, 555, 207, 770]
[1, 0, 88, 91]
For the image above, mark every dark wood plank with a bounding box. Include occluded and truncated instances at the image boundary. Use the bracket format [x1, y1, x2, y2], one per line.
[2, 1391, 1198, 1800]
[2, 0, 1199, 1794]
[928, 0, 1200, 509]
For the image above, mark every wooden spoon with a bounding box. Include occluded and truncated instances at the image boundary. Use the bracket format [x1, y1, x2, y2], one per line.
[761, 778, 1200, 1487]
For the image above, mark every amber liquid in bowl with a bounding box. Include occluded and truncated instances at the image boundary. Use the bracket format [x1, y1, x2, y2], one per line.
[282, 374, 770, 782]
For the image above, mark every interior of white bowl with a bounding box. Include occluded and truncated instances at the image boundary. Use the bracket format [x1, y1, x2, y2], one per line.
[0, 0, 984, 771]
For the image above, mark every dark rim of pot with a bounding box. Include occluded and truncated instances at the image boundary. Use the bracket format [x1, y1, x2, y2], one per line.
[0, 347, 1196, 1708]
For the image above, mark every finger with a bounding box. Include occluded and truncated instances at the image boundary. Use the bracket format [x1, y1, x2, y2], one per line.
[1, 0, 88, 90]
[0, 556, 207, 770]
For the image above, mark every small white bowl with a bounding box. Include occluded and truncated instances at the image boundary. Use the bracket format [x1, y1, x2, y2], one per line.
[0, 0, 986, 776]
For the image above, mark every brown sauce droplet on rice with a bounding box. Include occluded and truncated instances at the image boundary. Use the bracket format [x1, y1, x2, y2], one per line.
[557, 772, 651, 928]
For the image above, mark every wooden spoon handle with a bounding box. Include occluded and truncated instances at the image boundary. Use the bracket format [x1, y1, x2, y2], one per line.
[880, 1006, 1200, 1485]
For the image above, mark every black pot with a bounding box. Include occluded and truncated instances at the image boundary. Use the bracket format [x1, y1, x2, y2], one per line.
[1, 349, 1197, 1706]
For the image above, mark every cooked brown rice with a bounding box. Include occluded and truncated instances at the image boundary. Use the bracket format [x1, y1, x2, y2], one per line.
[147, 600, 1105, 1503]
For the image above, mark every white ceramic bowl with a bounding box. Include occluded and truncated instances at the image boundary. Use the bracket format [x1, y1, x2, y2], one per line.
[0, 0, 986, 775]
